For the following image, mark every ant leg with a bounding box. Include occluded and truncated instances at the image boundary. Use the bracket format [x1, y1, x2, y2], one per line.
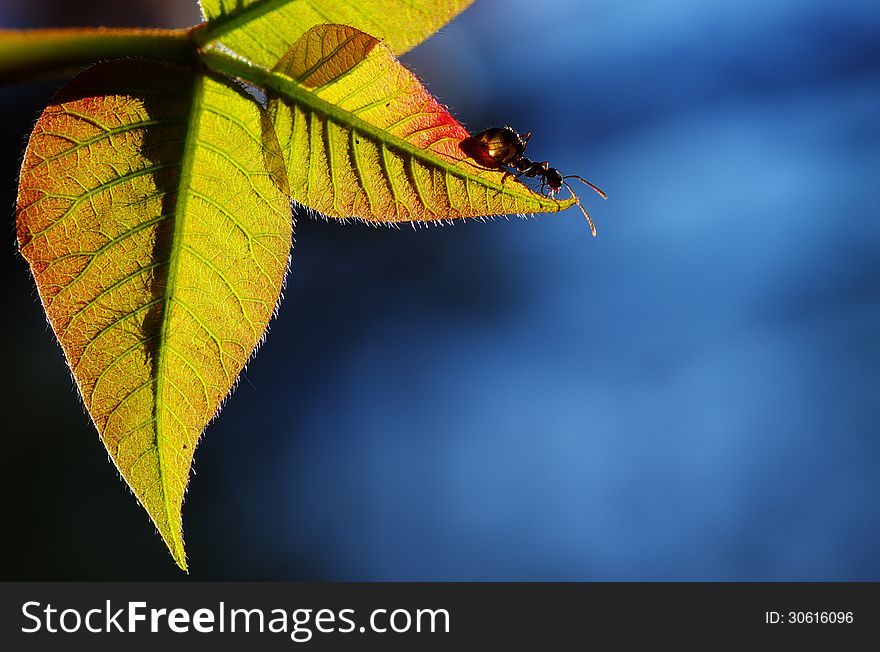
[563, 181, 598, 237]
[541, 176, 556, 197]
[499, 168, 516, 185]
[563, 174, 607, 199]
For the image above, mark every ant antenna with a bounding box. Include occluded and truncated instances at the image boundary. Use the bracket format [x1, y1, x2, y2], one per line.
[563, 174, 608, 200]
[562, 181, 598, 237]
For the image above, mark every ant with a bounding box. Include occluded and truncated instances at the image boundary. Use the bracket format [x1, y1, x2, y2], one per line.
[462, 126, 606, 236]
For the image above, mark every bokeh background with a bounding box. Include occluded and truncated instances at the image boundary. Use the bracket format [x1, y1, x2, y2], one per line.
[1, 0, 878, 580]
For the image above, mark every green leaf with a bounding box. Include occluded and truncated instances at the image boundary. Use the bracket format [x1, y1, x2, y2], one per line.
[202, 24, 575, 223]
[195, 0, 474, 66]
[16, 60, 292, 570]
[14, 2, 581, 572]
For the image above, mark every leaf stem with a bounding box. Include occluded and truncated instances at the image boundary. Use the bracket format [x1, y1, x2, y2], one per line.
[0, 28, 195, 85]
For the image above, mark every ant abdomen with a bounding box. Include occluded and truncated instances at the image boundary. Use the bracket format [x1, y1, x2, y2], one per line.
[463, 126, 528, 167]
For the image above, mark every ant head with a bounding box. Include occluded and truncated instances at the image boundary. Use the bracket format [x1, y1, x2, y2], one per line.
[544, 167, 564, 191]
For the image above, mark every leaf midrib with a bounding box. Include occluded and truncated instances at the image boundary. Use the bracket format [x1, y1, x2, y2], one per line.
[149, 70, 206, 571]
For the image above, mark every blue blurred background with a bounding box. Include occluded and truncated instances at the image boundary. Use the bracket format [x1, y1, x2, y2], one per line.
[1, 0, 878, 580]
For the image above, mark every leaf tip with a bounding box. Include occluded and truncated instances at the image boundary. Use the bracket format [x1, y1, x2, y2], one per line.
[167, 534, 188, 572]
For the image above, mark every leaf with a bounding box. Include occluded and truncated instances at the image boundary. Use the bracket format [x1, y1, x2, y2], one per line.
[15, 4, 575, 573]
[16, 60, 292, 569]
[195, 0, 474, 66]
[203, 24, 575, 223]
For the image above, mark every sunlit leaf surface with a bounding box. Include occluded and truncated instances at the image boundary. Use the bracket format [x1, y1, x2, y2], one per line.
[16, 60, 292, 569]
[197, 0, 474, 62]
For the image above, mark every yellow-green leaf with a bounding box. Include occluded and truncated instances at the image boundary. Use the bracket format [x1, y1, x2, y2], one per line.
[195, 0, 474, 67]
[202, 24, 574, 223]
[16, 60, 292, 570]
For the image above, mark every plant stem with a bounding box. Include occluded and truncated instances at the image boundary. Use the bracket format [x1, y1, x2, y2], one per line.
[0, 28, 195, 85]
